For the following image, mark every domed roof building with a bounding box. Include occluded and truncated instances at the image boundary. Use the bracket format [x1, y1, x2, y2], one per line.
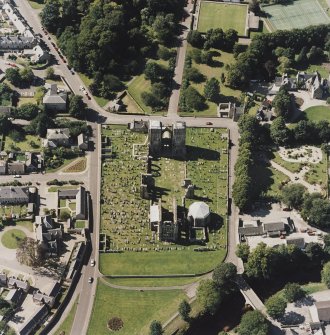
[188, 202, 210, 228]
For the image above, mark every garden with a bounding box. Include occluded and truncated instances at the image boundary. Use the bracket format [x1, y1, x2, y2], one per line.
[99, 126, 228, 275]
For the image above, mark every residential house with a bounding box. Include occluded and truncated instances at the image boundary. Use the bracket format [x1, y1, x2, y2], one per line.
[238, 220, 263, 236]
[77, 133, 88, 151]
[7, 161, 25, 175]
[217, 102, 244, 121]
[32, 281, 60, 308]
[43, 84, 67, 112]
[24, 45, 49, 64]
[263, 221, 285, 237]
[287, 236, 305, 249]
[35, 215, 63, 256]
[5, 288, 25, 305]
[8, 277, 30, 292]
[58, 186, 87, 220]
[25, 152, 40, 173]
[0, 187, 29, 204]
[43, 128, 70, 148]
[17, 304, 48, 335]
[0, 159, 7, 174]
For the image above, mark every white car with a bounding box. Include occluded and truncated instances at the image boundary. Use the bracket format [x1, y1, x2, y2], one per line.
[88, 277, 93, 283]
[14, 175, 21, 178]
[80, 85, 85, 91]
[90, 259, 95, 267]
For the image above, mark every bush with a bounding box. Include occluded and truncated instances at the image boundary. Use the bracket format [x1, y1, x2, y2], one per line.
[187, 31, 204, 48]
[265, 294, 287, 320]
[107, 317, 124, 331]
[185, 67, 205, 83]
[283, 283, 305, 303]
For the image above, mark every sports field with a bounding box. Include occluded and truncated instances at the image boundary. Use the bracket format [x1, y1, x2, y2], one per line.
[263, 0, 330, 31]
[197, 2, 247, 35]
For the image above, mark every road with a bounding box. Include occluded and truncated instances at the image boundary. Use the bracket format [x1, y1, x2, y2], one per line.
[12, 1, 243, 334]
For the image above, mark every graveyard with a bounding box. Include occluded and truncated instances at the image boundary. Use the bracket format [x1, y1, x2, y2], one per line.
[100, 125, 229, 275]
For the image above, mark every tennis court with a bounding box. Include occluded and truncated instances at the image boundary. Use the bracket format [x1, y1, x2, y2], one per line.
[263, 0, 330, 31]
[197, 2, 247, 35]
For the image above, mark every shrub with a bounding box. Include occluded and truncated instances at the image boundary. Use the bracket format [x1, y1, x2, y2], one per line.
[107, 317, 124, 331]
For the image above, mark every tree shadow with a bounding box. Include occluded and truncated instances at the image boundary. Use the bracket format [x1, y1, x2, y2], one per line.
[280, 311, 305, 325]
[186, 145, 220, 161]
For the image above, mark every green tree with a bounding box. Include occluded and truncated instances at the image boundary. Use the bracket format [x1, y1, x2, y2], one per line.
[272, 87, 292, 119]
[212, 262, 237, 293]
[16, 237, 45, 267]
[204, 78, 220, 101]
[323, 235, 330, 255]
[60, 211, 71, 221]
[14, 103, 39, 120]
[0, 115, 11, 135]
[28, 112, 55, 137]
[265, 294, 287, 320]
[185, 67, 205, 83]
[322, 262, 330, 288]
[232, 174, 253, 211]
[245, 243, 273, 279]
[238, 310, 269, 335]
[283, 283, 305, 303]
[281, 184, 305, 209]
[270, 116, 291, 146]
[178, 299, 191, 322]
[5, 68, 20, 86]
[9, 130, 25, 142]
[236, 244, 250, 263]
[149, 320, 163, 335]
[181, 86, 205, 111]
[187, 30, 204, 48]
[69, 95, 86, 119]
[196, 279, 222, 315]
[45, 67, 55, 80]
[19, 67, 34, 84]
[41, 0, 61, 33]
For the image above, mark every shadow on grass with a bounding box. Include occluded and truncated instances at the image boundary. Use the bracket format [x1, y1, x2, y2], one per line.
[187, 145, 220, 161]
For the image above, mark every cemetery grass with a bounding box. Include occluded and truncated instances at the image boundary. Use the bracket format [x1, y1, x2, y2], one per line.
[103, 276, 199, 287]
[88, 281, 185, 335]
[179, 47, 241, 117]
[100, 126, 228, 275]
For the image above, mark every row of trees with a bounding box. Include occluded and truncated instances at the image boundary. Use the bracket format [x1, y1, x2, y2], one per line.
[226, 25, 330, 87]
[42, 0, 185, 99]
[232, 115, 262, 211]
[237, 240, 329, 281]
[5, 67, 34, 87]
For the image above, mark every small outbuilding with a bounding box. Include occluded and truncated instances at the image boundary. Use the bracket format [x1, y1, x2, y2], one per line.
[188, 202, 210, 228]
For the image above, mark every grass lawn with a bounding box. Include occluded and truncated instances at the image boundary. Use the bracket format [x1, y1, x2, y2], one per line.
[54, 297, 79, 335]
[272, 151, 302, 173]
[197, 2, 247, 35]
[252, 164, 290, 200]
[46, 157, 81, 173]
[180, 47, 241, 117]
[127, 59, 169, 115]
[302, 106, 330, 122]
[1, 229, 26, 249]
[121, 93, 145, 114]
[28, 0, 45, 9]
[88, 281, 185, 335]
[103, 277, 199, 287]
[302, 282, 327, 295]
[48, 185, 79, 192]
[18, 97, 38, 106]
[100, 249, 226, 275]
[69, 202, 76, 211]
[75, 220, 86, 229]
[16, 220, 33, 232]
[304, 153, 327, 189]
[59, 199, 66, 208]
[4, 134, 41, 152]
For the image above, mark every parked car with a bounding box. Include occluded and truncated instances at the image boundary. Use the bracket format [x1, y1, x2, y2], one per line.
[206, 122, 213, 125]
[14, 175, 21, 178]
[90, 259, 95, 267]
[88, 277, 93, 283]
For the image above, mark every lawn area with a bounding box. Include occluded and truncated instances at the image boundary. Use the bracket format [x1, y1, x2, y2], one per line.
[127, 59, 169, 115]
[121, 93, 145, 114]
[75, 220, 86, 229]
[304, 152, 327, 189]
[0, 205, 28, 217]
[18, 97, 38, 106]
[302, 282, 327, 295]
[4, 134, 41, 152]
[54, 297, 79, 335]
[16, 220, 33, 232]
[1, 229, 26, 249]
[272, 151, 302, 173]
[28, 0, 45, 9]
[252, 164, 290, 200]
[48, 185, 79, 192]
[103, 277, 199, 287]
[46, 157, 81, 173]
[180, 47, 241, 117]
[59, 199, 66, 208]
[88, 281, 185, 335]
[302, 106, 330, 122]
[100, 249, 226, 275]
[197, 2, 247, 36]
[100, 126, 228, 275]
